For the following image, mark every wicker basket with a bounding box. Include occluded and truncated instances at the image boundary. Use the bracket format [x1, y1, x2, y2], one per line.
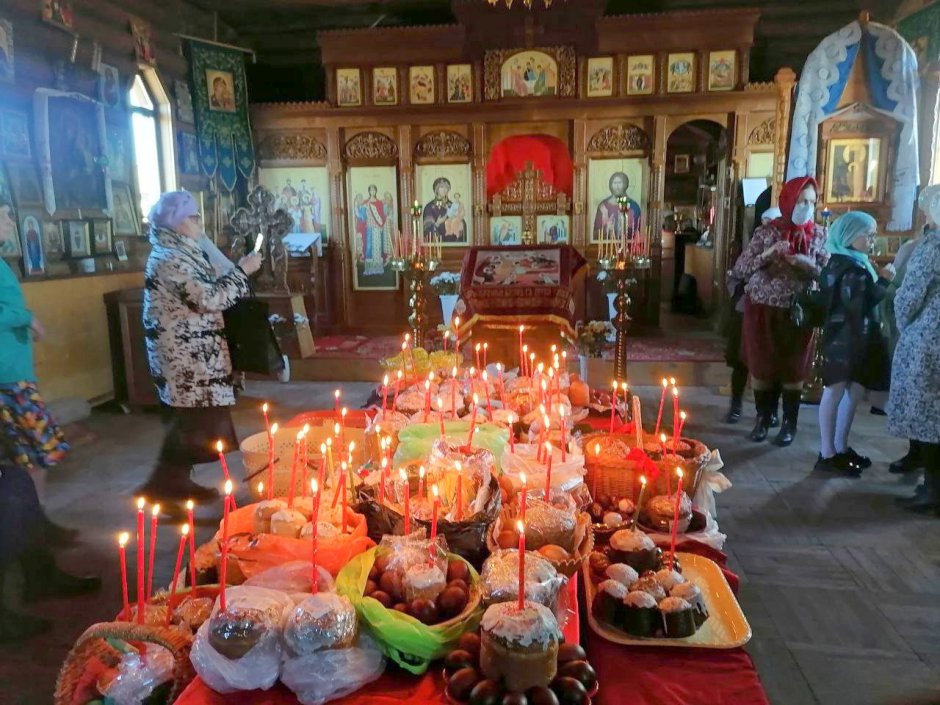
[486, 506, 594, 579]
[580, 432, 643, 503]
[54, 622, 195, 705]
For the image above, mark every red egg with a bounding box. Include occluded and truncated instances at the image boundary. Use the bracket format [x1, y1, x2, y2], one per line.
[379, 571, 403, 602]
[448, 578, 470, 593]
[370, 590, 392, 608]
[448, 560, 471, 583]
[525, 687, 559, 705]
[444, 649, 476, 677]
[457, 632, 481, 658]
[557, 643, 587, 664]
[437, 586, 469, 618]
[502, 693, 529, 705]
[392, 602, 410, 615]
[551, 677, 589, 705]
[410, 598, 439, 625]
[368, 564, 381, 581]
[556, 661, 596, 692]
[468, 679, 504, 705]
[448, 667, 482, 702]
[364, 579, 378, 596]
[374, 554, 392, 573]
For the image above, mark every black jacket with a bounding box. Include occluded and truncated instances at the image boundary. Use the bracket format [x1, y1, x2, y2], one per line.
[818, 254, 891, 388]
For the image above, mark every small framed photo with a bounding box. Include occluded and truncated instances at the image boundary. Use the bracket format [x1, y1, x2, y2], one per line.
[446, 64, 472, 103]
[372, 67, 398, 106]
[708, 50, 736, 91]
[92, 219, 113, 255]
[19, 210, 44, 276]
[586, 57, 614, 98]
[66, 220, 91, 257]
[667, 52, 696, 94]
[42, 0, 74, 32]
[0, 207, 21, 259]
[206, 69, 237, 113]
[0, 110, 31, 160]
[6, 161, 43, 206]
[43, 220, 63, 254]
[626, 55, 655, 96]
[409, 66, 435, 105]
[336, 68, 362, 107]
[674, 154, 691, 174]
[114, 239, 128, 261]
[111, 181, 141, 236]
[97, 62, 121, 108]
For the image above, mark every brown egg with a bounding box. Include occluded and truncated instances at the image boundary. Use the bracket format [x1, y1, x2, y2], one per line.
[374, 553, 392, 573]
[496, 530, 518, 550]
[557, 643, 587, 663]
[392, 602, 410, 615]
[410, 597, 439, 625]
[368, 564, 381, 581]
[364, 579, 378, 596]
[538, 545, 571, 562]
[502, 693, 529, 705]
[370, 590, 392, 608]
[444, 649, 476, 677]
[557, 661, 597, 692]
[469, 679, 504, 705]
[457, 632, 481, 658]
[551, 677, 589, 705]
[379, 570, 403, 602]
[437, 585, 469, 618]
[448, 667, 482, 702]
[448, 559, 471, 583]
[448, 578, 469, 593]
[525, 686, 559, 705]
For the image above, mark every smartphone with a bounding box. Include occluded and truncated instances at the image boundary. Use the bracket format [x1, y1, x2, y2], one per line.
[253, 234, 263, 254]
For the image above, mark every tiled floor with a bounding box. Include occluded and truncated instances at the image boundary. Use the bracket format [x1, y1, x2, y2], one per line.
[1, 381, 939, 704]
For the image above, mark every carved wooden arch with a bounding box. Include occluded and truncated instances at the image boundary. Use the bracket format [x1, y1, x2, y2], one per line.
[256, 132, 328, 162]
[747, 117, 776, 146]
[343, 131, 398, 162]
[586, 123, 651, 155]
[414, 130, 472, 161]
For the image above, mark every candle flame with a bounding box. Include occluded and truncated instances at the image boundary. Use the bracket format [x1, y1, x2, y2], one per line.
[399, 468, 407, 482]
[473, 393, 479, 403]
[516, 519, 524, 533]
[484, 342, 488, 350]
[119, 531, 129, 547]
[523, 344, 528, 353]
[271, 422, 279, 434]
[551, 344, 557, 353]
[335, 390, 341, 399]
[381, 457, 388, 468]
[397, 370, 403, 380]
[680, 411, 687, 420]
[451, 366, 458, 376]
[186, 499, 195, 511]
[641, 475, 647, 485]
[676, 468, 684, 479]
[224, 480, 233, 496]
[669, 377, 676, 385]
[432, 484, 439, 499]
[529, 353, 535, 361]
[298, 430, 305, 441]
[443, 331, 449, 340]
[562, 351, 567, 360]
[216, 440, 224, 453]
[348, 441, 356, 452]
[436, 396, 443, 409]
[429, 371, 435, 381]
[341, 407, 347, 417]
[662, 378, 668, 387]
[508, 413, 514, 423]
[497, 362, 503, 372]
[520, 472, 527, 486]
[320, 443, 326, 453]
[419, 465, 426, 478]
[312, 477, 320, 495]
[519, 325, 524, 333]
[257, 481, 264, 495]
[594, 442, 601, 456]
[303, 423, 310, 434]
[262, 403, 269, 413]
[383, 374, 389, 385]
[558, 405, 565, 418]
[454, 317, 460, 327]
[660, 433, 667, 442]
[425, 380, 431, 390]
[152, 503, 160, 517]
[137, 497, 146, 511]
[672, 387, 679, 398]
[333, 422, 340, 435]
[326, 437, 333, 448]
[475, 343, 481, 351]
[455, 460, 462, 473]
[612, 380, 618, 390]
[537, 362, 544, 373]
[482, 371, 488, 381]
[181, 524, 190, 536]
[341, 461, 347, 470]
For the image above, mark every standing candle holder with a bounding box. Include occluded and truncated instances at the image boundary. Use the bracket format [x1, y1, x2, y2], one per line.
[802, 207, 832, 404]
[390, 200, 441, 349]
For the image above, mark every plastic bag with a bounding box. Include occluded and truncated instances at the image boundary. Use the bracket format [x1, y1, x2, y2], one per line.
[394, 421, 508, 473]
[501, 443, 586, 495]
[480, 549, 565, 610]
[190, 585, 294, 693]
[245, 560, 336, 595]
[281, 631, 386, 705]
[100, 644, 174, 705]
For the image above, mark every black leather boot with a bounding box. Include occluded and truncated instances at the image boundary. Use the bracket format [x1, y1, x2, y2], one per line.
[725, 396, 743, 424]
[772, 390, 802, 447]
[768, 387, 781, 428]
[889, 441, 924, 474]
[748, 390, 771, 442]
[20, 547, 101, 603]
[904, 468, 940, 515]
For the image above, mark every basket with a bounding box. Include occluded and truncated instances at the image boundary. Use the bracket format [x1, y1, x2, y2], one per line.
[486, 506, 594, 578]
[580, 432, 644, 503]
[54, 621, 195, 705]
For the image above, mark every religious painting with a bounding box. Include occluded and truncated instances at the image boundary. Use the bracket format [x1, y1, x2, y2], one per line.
[347, 165, 399, 290]
[35, 91, 111, 215]
[415, 164, 472, 247]
[746, 152, 774, 179]
[19, 210, 44, 275]
[0, 18, 14, 84]
[111, 181, 140, 236]
[6, 161, 43, 206]
[130, 17, 155, 66]
[92, 219, 113, 254]
[667, 53, 696, 93]
[179, 132, 200, 174]
[588, 158, 648, 242]
[537, 215, 569, 244]
[708, 51, 736, 91]
[66, 220, 90, 257]
[97, 63, 121, 108]
[42, 0, 73, 31]
[114, 239, 128, 261]
[175, 80, 194, 123]
[0, 202, 21, 259]
[205, 69, 237, 113]
[258, 166, 330, 240]
[626, 55, 654, 96]
[0, 110, 31, 160]
[336, 68, 361, 107]
[43, 219, 63, 254]
[105, 123, 129, 183]
[586, 57, 613, 98]
[372, 67, 398, 106]
[447, 64, 472, 103]
[500, 50, 557, 98]
[409, 66, 435, 104]
[489, 216, 522, 246]
[471, 248, 561, 287]
[674, 154, 690, 174]
[825, 137, 882, 204]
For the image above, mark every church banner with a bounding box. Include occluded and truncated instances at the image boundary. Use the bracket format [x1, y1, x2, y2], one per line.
[188, 40, 255, 191]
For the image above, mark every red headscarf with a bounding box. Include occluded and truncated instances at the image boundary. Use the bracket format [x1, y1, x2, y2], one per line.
[773, 176, 818, 255]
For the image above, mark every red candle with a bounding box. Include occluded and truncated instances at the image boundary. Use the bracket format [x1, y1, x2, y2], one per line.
[592, 443, 601, 498]
[516, 519, 526, 611]
[522, 344, 529, 377]
[400, 468, 411, 534]
[379, 457, 388, 505]
[334, 389, 341, 416]
[475, 342, 481, 369]
[135, 497, 145, 624]
[672, 386, 680, 451]
[654, 378, 668, 437]
[429, 485, 440, 559]
[311, 478, 320, 593]
[455, 461, 464, 521]
[497, 363, 506, 402]
[437, 397, 446, 436]
[482, 371, 492, 414]
[443, 331, 449, 352]
[186, 500, 196, 594]
[288, 431, 302, 507]
[118, 532, 130, 621]
[519, 473, 527, 522]
[219, 480, 232, 612]
[483, 342, 489, 369]
[424, 379, 432, 421]
[467, 394, 479, 448]
[678, 411, 688, 442]
[318, 446, 327, 500]
[393, 370, 403, 410]
[529, 353, 535, 380]
[544, 442, 554, 500]
[267, 423, 279, 501]
[216, 441, 235, 509]
[669, 468, 684, 570]
[450, 366, 458, 417]
[609, 381, 619, 433]
[508, 413, 515, 454]
[518, 325, 525, 374]
[146, 503, 159, 601]
[341, 462, 348, 533]
[166, 524, 188, 625]
[418, 465, 426, 499]
[453, 317, 461, 367]
[340, 408, 347, 446]
[382, 374, 389, 414]
[558, 406, 567, 462]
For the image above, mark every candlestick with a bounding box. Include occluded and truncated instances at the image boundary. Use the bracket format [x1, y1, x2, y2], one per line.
[520, 472, 527, 522]
[419, 465, 426, 499]
[118, 532, 130, 621]
[288, 430, 302, 507]
[475, 342, 482, 369]
[518, 325, 525, 374]
[146, 503, 160, 601]
[186, 500, 196, 593]
[382, 374, 389, 414]
[166, 524, 188, 625]
[593, 443, 600, 498]
[400, 468, 411, 534]
[311, 478, 320, 593]
[483, 342, 488, 369]
[635, 476, 648, 530]
[455, 461, 464, 521]
[654, 378, 668, 437]
[219, 480, 232, 612]
[609, 381, 619, 433]
[517, 519, 526, 611]
[467, 394, 479, 448]
[136, 497, 145, 624]
[508, 413, 515, 454]
[544, 442, 553, 501]
[669, 469, 684, 570]
[430, 485, 440, 559]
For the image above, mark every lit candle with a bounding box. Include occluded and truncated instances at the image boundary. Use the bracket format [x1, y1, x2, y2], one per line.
[610, 381, 619, 433]
[118, 532, 130, 621]
[326, 437, 335, 477]
[219, 480, 232, 612]
[166, 524, 188, 625]
[146, 503, 160, 601]
[497, 363, 506, 402]
[340, 407, 348, 445]
[400, 468, 411, 534]
[347, 440, 356, 466]
[482, 371, 492, 414]
[660, 432, 668, 458]
[522, 344, 529, 377]
[475, 342, 482, 370]
[520, 472, 527, 522]
[508, 412, 515, 454]
[529, 351, 535, 380]
[311, 478, 320, 593]
[636, 475, 648, 530]
[424, 378, 432, 421]
[334, 389, 341, 416]
[517, 519, 526, 611]
[430, 485, 440, 558]
[593, 443, 600, 498]
[136, 497, 145, 624]
[443, 330, 449, 352]
[672, 386, 680, 452]
[483, 342, 488, 369]
[300, 427, 310, 497]
[669, 469, 684, 570]
[382, 374, 389, 414]
[332, 461, 346, 508]
[393, 369, 403, 410]
[341, 462, 348, 533]
[186, 500, 196, 594]
[261, 402, 270, 432]
[267, 423, 279, 500]
[558, 405, 567, 462]
[418, 465, 426, 499]
[450, 365, 458, 416]
[467, 393, 479, 448]
[379, 457, 387, 505]
[453, 317, 461, 367]
[678, 410, 688, 441]
[544, 441, 553, 501]
[518, 325, 525, 373]
[437, 397, 446, 436]
[318, 444, 327, 502]
[654, 378, 668, 437]
[455, 461, 464, 521]
[288, 430, 303, 507]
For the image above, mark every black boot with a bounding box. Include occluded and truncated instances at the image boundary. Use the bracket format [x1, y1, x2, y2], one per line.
[773, 390, 802, 447]
[41, 512, 80, 548]
[725, 396, 743, 424]
[748, 390, 771, 442]
[20, 547, 101, 603]
[727, 367, 747, 424]
[890, 441, 924, 474]
[904, 468, 940, 514]
[768, 387, 781, 428]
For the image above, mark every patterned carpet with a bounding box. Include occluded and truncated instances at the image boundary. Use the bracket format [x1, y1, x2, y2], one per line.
[311, 334, 724, 362]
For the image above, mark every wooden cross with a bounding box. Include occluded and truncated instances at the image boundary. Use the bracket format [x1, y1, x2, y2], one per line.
[230, 185, 292, 294]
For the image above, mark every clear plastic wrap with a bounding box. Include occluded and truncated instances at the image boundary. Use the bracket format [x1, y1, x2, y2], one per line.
[378, 529, 448, 575]
[500, 443, 586, 496]
[245, 560, 336, 595]
[515, 497, 577, 552]
[480, 549, 564, 610]
[281, 632, 386, 705]
[100, 644, 174, 705]
[190, 585, 295, 693]
[283, 593, 357, 656]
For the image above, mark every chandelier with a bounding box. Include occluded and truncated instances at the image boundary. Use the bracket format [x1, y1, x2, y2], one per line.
[486, 0, 556, 8]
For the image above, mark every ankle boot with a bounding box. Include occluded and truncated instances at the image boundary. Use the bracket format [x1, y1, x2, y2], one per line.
[904, 468, 940, 515]
[773, 390, 802, 447]
[748, 390, 771, 442]
[768, 388, 781, 428]
[725, 395, 743, 424]
[890, 441, 924, 474]
[20, 547, 101, 603]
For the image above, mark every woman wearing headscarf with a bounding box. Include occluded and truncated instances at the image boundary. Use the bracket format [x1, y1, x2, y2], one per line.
[730, 177, 829, 446]
[137, 191, 261, 506]
[888, 186, 940, 514]
[815, 211, 894, 475]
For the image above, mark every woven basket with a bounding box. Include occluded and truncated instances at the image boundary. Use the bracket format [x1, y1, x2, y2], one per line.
[486, 506, 594, 578]
[580, 432, 643, 503]
[54, 622, 195, 705]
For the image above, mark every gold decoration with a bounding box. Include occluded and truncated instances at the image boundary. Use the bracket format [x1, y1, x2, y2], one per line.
[257, 133, 328, 162]
[747, 118, 776, 146]
[414, 130, 472, 160]
[343, 131, 398, 161]
[587, 123, 651, 154]
[483, 46, 577, 101]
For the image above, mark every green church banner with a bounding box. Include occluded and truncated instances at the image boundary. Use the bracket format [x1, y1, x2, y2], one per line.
[898, 3, 940, 67]
[188, 40, 255, 191]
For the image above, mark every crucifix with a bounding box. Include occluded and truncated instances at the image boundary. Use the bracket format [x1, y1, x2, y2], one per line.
[230, 185, 292, 294]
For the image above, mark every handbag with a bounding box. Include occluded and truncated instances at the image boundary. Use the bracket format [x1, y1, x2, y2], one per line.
[223, 293, 285, 376]
[790, 284, 827, 329]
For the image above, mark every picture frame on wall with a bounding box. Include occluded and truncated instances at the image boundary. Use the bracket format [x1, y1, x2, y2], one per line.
[111, 181, 141, 236]
[130, 17, 156, 66]
[824, 137, 883, 204]
[667, 52, 696, 94]
[66, 220, 91, 257]
[92, 219, 113, 255]
[347, 165, 399, 291]
[175, 80, 195, 123]
[626, 55, 655, 96]
[537, 215, 570, 244]
[415, 164, 473, 247]
[372, 67, 398, 106]
[6, 161, 43, 206]
[106, 123, 130, 183]
[0, 110, 31, 160]
[0, 18, 14, 85]
[446, 64, 472, 103]
[707, 50, 736, 91]
[179, 132, 200, 175]
[43, 219, 63, 254]
[588, 158, 648, 242]
[114, 239, 128, 261]
[258, 166, 330, 241]
[490, 216, 522, 245]
[336, 68, 362, 107]
[0, 205, 21, 259]
[674, 154, 691, 174]
[97, 63, 121, 109]
[586, 57, 614, 98]
[409, 66, 435, 105]
[19, 210, 44, 276]
[41, 0, 74, 32]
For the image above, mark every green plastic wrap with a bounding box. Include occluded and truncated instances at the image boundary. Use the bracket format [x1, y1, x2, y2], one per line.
[336, 546, 483, 674]
[394, 421, 509, 472]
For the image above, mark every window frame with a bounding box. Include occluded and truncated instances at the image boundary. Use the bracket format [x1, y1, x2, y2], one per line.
[128, 68, 177, 219]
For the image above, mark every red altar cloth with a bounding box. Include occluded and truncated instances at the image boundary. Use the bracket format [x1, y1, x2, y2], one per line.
[485, 135, 573, 199]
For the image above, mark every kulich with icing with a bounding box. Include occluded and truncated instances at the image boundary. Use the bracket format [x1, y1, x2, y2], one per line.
[480, 600, 561, 693]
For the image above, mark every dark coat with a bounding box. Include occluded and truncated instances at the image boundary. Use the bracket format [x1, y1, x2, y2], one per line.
[818, 254, 891, 389]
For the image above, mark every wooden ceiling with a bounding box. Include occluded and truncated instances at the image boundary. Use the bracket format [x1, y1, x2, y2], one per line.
[185, 0, 905, 102]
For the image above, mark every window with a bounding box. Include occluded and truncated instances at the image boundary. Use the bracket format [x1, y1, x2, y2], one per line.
[129, 70, 176, 218]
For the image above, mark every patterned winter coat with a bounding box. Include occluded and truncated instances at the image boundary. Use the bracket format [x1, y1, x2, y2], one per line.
[143, 226, 250, 408]
[887, 230, 940, 443]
